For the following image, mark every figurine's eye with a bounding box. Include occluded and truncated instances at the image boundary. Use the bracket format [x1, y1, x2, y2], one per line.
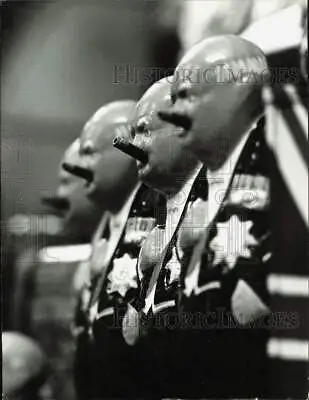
[178, 87, 189, 99]
[136, 118, 150, 136]
[80, 141, 94, 156]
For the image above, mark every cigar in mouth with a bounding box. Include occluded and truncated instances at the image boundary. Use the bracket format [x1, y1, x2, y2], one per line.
[41, 196, 70, 211]
[62, 162, 93, 183]
[113, 136, 148, 164]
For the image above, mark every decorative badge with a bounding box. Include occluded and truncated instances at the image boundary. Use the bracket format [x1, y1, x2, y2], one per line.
[124, 217, 156, 245]
[106, 254, 138, 297]
[228, 174, 270, 210]
[209, 215, 258, 272]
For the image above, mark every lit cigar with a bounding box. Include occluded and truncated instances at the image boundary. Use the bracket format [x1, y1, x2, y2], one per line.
[62, 162, 93, 182]
[113, 136, 148, 164]
[41, 196, 70, 210]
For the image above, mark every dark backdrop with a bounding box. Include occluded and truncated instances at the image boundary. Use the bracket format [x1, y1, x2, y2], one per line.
[2, 0, 179, 222]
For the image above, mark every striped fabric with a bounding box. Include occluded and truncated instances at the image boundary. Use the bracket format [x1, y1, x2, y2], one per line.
[264, 84, 308, 223]
[263, 79, 308, 398]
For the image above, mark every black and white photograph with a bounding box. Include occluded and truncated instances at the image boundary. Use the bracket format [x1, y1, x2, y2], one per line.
[1, 0, 308, 399]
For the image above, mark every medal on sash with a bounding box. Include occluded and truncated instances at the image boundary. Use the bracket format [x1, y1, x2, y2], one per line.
[122, 165, 205, 345]
[182, 119, 271, 310]
[86, 185, 163, 342]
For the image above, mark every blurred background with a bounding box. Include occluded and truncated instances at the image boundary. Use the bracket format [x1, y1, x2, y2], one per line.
[2, 0, 180, 221]
[1, 1, 180, 399]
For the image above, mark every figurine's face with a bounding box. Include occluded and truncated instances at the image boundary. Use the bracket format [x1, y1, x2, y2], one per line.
[132, 96, 197, 194]
[166, 71, 242, 163]
[56, 167, 100, 239]
[79, 122, 137, 206]
[158, 38, 267, 165]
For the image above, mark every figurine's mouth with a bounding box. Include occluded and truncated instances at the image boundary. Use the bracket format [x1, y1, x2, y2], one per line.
[41, 196, 70, 216]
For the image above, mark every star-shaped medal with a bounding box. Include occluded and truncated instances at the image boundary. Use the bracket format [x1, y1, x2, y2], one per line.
[209, 215, 258, 272]
[106, 254, 138, 297]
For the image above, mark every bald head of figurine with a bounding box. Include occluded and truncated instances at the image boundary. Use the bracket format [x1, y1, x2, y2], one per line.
[75, 101, 138, 213]
[132, 77, 199, 196]
[158, 35, 269, 169]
